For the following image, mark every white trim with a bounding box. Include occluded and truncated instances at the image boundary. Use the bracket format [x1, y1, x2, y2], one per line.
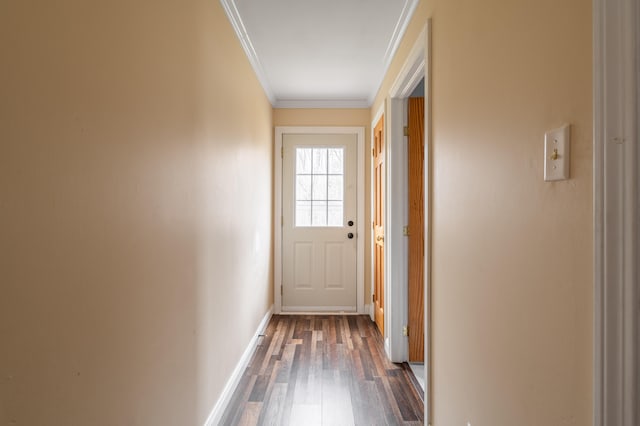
[274, 131, 283, 314]
[388, 28, 427, 99]
[381, 0, 420, 71]
[282, 306, 357, 312]
[219, 0, 276, 105]
[593, 0, 639, 424]
[372, 104, 385, 136]
[356, 127, 366, 316]
[384, 22, 432, 424]
[385, 96, 409, 363]
[422, 21, 433, 425]
[274, 99, 370, 109]
[274, 127, 366, 315]
[277, 311, 363, 316]
[370, 104, 385, 322]
[204, 306, 273, 426]
[368, 0, 421, 105]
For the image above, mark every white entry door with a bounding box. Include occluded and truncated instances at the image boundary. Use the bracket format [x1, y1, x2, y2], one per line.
[282, 133, 357, 311]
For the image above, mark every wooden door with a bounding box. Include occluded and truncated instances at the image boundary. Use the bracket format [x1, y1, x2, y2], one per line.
[373, 116, 385, 334]
[282, 134, 358, 311]
[408, 97, 425, 361]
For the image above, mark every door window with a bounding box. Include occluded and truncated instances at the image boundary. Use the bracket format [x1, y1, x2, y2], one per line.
[295, 147, 344, 227]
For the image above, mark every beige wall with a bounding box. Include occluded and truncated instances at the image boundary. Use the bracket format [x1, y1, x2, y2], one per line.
[273, 109, 373, 305]
[0, 1, 272, 425]
[373, 0, 593, 424]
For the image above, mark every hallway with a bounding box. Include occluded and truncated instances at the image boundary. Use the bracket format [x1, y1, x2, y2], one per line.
[220, 315, 424, 425]
[0, 0, 608, 423]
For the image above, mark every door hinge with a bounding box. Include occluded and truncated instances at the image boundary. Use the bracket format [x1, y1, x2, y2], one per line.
[403, 126, 409, 136]
[372, 294, 375, 302]
[403, 225, 409, 236]
[281, 285, 283, 296]
[371, 148, 375, 157]
[403, 325, 409, 336]
[372, 220, 375, 229]
[281, 146, 284, 158]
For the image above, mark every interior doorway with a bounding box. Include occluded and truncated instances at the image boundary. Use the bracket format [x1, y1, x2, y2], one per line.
[383, 21, 431, 423]
[407, 82, 425, 390]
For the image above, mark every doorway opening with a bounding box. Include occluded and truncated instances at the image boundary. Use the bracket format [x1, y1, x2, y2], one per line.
[382, 21, 431, 422]
[406, 79, 425, 391]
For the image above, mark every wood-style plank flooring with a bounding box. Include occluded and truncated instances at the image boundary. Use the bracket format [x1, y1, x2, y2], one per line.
[220, 315, 424, 426]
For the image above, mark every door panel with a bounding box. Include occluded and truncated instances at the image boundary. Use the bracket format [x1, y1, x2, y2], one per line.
[294, 242, 313, 288]
[373, 116, 385, 334]
[408, 97, 425, 362]
[282, 133, 357, 311]
[325, 243, 345, 288]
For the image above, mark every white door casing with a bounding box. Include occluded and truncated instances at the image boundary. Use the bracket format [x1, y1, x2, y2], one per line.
[593, 0, 639, 423]
[282, 134, 357, 311]
[274, 127, 365, 314]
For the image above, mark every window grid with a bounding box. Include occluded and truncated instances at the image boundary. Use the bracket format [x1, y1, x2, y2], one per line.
[295, 148, 344, 227]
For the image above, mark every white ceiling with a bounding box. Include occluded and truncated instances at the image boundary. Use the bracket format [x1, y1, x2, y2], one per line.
[221, 0, 419, 108]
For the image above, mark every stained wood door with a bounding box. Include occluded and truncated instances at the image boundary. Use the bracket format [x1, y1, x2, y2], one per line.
[408, 97, 425, 362]
[282, 133, 358, 311]
[373, 116, 385, 334]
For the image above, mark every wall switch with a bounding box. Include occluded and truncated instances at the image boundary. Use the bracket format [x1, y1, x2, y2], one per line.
[544, 124, 570, 181]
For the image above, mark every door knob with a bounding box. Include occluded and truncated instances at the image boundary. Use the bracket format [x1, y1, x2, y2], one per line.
[376, 235, 384, 242]
[347, 232, 354, 239]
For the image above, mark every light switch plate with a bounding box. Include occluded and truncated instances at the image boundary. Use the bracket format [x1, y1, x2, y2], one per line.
[544, 124, 571, 181]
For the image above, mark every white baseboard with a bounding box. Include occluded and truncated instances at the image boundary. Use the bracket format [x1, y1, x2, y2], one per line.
[364, 303, 373, 320]
[282, 305, 356, 312]
[278, 311, 361, 315]
[203, 305, 273, 426]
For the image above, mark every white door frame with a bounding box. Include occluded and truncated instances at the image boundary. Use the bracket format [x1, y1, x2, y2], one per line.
[274, 126, 366, 314]
[380, 21, 432, 422]
[593, 0, 639, 424]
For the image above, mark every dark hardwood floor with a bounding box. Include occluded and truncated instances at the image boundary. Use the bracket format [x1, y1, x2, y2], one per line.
[220, 315, 424, 426]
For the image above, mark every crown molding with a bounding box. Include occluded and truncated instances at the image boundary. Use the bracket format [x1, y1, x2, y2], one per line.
[369, 0, 420, 105]
[220, 0, 276, 105]
[382, 0, 419, 67]
[274, 99, 370, 109]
